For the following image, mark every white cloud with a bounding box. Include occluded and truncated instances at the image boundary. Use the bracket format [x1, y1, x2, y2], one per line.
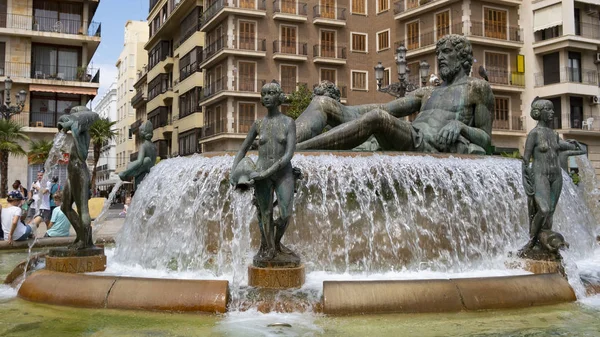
[90, 63, 118, 109]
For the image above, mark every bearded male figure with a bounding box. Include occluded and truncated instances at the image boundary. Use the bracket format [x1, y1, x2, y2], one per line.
[295, 34, 495, 154]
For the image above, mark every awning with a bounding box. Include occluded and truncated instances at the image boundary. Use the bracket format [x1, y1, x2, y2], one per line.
[29, 84, 98, 96]
[534, 4, 562, 32]
[96, 179, 132, 186]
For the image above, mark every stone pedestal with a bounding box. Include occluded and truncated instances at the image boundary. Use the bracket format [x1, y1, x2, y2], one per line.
[248, 265, 305, 289]
[506, 258, 565, 276]
[45, 246, 106, 273]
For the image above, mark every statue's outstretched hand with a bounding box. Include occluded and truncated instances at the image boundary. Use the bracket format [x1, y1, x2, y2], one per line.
[249, 171, 264, 181]
[437, 120, 464, 146]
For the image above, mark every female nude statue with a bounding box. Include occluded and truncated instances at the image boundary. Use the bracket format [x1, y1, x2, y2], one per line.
[57, 106, 99, 249]
[119, 121, 157, 190]
[230, 81, 299, 267]
[519, 99, 579, 259]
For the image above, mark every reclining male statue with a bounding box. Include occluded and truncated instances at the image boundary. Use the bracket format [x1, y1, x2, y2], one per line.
[295, 34, 495, 155]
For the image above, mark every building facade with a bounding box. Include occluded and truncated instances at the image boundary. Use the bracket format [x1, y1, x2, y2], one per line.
[1, 0, 101, 186]
[133, 0, 204, 161]
[94, 81, 117, 190]
[114, 20, 149, 174]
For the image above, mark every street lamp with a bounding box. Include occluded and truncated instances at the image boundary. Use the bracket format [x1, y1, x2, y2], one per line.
[0, 77, 27, 120]
[375, 44, 430, 98]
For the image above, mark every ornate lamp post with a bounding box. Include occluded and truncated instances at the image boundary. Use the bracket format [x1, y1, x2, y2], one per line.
[0, 77, 27, 120]
[374, 44, 430, 98]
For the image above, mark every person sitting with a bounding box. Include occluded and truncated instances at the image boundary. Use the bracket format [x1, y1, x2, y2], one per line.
[44, 191, 71, 238]
[1, 191, 34, 245]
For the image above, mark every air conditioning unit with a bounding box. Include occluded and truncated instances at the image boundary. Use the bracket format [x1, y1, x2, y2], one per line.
[595, 52, 600, 64]
[590, 95, 600, 105]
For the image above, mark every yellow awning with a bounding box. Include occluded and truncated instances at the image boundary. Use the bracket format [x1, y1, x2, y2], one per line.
[29, 84, 98, 96]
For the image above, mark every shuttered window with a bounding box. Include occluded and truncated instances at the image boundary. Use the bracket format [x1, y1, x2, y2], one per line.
[436, 11, 450, 40]
[484, 8, 507, 40]
[352, 71, 367, 90]
[406, 21, 419, 49]
[351, 33, 366, 52]
[281, 25, 297, 54]
[238, 62, 256, 91]
[378, 0, 389, 13]
[352, 0, 366, 14]
[485, 52, 509, 84]
[239, 21, 256, 50]
[238, 103, 255, 133]
[377, 30, 389, 51]
[281, 65, 297, 93]
[321, 0, 335, 19]
[321, 30, 336, 57]
[320, 68, 336, 83]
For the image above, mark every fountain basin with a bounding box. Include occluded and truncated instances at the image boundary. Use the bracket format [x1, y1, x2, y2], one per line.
[16, 269, 576, 315]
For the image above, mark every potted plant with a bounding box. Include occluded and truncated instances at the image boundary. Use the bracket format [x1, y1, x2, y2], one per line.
[77, 66, 86, 81]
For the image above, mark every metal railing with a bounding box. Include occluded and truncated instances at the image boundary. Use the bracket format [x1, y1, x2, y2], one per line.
[394, 22, 463, 51]
[130, 119, 143, 132]
[202, 76, 228, 100]
[393, 0, 438, 15]
[237, 38, 266, 52]
[148, 107, 170, 129]
[534, 67, 598, 87]
[203, 118, 228, 138]
[30, 63, 99, 83]
[274, 0, 307, 16]
[179, 61, 201, 82]
[577, 22, 600, 40]
[469, 21, 523, 43]
[131, 91, 146, 107]
[202, 35, 227, 61]
[482, 67, 525, 87]
[313, 5, 346, 20]
[561, 113, 600, 131]
[273, 40, 308, 55]
[175, 22, 201, 49]
[0, 62, 31, 78]
[28, 111, 69, 128]
[313, 45, 347, 59]
[493, 116, 524, 131]
[202, 76, 268, 101]
[200, 0, 266, 28]
[0, 13, 101, 37]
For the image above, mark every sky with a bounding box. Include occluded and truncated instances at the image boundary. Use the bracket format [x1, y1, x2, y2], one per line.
[90, 0, 149, 107]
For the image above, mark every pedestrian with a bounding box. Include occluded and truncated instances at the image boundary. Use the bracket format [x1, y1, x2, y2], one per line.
[27, 171, 52, 225]
[1, 191, 34, 244]
[49, 177, 60, 213]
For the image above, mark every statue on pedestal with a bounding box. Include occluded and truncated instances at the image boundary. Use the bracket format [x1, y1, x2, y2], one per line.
[518, 98, 582, 260]
[57, 106, 99, 250]
[119, 121, 157, 190]
[231, 81, 300, 268]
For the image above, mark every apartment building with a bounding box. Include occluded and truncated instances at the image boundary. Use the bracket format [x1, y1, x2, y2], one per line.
[1, 0, 101, 186]
[94, 81, 117, 190]
[114, 20, 148, 174]
[523, 0, 600, 175]
[134, 0, 204, 160]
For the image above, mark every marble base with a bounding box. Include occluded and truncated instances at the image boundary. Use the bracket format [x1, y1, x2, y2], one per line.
[248, 264, 305, 289]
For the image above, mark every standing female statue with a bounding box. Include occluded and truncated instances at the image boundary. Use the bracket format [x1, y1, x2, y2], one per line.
[519, 98, 579, 259]
[57, 106, 99, 250]
[230, 81, 299, 267]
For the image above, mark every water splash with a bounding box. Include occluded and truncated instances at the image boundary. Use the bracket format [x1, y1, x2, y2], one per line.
[92, 180, 124, 242]
[113, 154, 598, 282]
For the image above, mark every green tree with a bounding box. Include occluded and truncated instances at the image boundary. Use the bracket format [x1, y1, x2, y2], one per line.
[0, 119, 29, 197]
[89, 117, 117, 192]
[285, 83, 312, 120]
[27, 139, 53, 165]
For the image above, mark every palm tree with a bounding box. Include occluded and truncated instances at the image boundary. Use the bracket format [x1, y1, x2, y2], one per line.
[90, 117, 117, 192]
[0, 119, 29, 197]
[28, 139, 53, 165]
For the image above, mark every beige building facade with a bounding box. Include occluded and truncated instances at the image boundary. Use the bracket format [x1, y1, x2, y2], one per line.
[2, 0, 101, 186]
[132, 0, 204, 161]
[114, 20, 148, 174]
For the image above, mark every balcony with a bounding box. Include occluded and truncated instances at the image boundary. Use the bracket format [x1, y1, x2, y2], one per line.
[273, 0, 308, 22]
[557, 113, 600, 134]
[0, 62, 100, 85]
[313, 45, 347, 65]
[27, 111, 70, 129]
[474, 67, 525, 91]
[130, 151, 138, 162]
[393, 0, 462, 21]
[203, 118, 228, 138]
[0, 13, 101, 37]
[273, 40, 308, 61]
[394, 23, 463, 57]
[131, 90, 147, 109]
[200, 35, 267, 69]
[201, 76, 267, 106]
[468, 21, 523, 48]
[535, 67, 598, 87]
[200, 0, 267, 32]
[312, 5, 346, 26]
[174, 23, 201, 51]
[148, 107, 171, 130]
[492, 116, 525, 133]
[130, 119, 143, 134]
[577, 22, 600, 40]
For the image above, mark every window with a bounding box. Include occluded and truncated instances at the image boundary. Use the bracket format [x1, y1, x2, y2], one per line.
[484, 8, 507, 40]
[568, 51, 581, 83]
[179, 47, 201, 81]
[377, 0, 389, 13]
[352, 0, 366, 14]
[0, 42, 5, 76]
[148, 41, 171, 70]
[281, 25, 297, 54]
[377, 29, 390, 51]
[320, 68, 336, 83]
[351, 33, 367, 52]
[179, 129, 201, 156]
[32, 44, 81, 81]
[178, 87, 202, 118]
[30, 92, 81, 128]
[406, 21, 419, 49]
[238, 62, 256, 91]
[383, 68, 391, 87]
[148, 73, 171, 100]
[320, 30, 336, 57]
[570, 96, 584, 129]
[406, 0, 418, 10]
[238, 103, 255, 133]
[33, 0, 83, 34]
[494, 97, 509, 129]
[281, 0, 297, 14]
[407, 62, 420, 86]
[436, 11, 450, 40]
[179, 7, 202, 46]
[485, 52, 508, 84]
[239, 21, 256, 50]
[280, 65, 297, 93]
[351, 71, 367, 90]
[320, 0, 335, 19]
[240, 0, 255, 9]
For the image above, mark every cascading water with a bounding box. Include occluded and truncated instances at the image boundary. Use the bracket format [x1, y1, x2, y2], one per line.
[113, 153, 599, 289]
